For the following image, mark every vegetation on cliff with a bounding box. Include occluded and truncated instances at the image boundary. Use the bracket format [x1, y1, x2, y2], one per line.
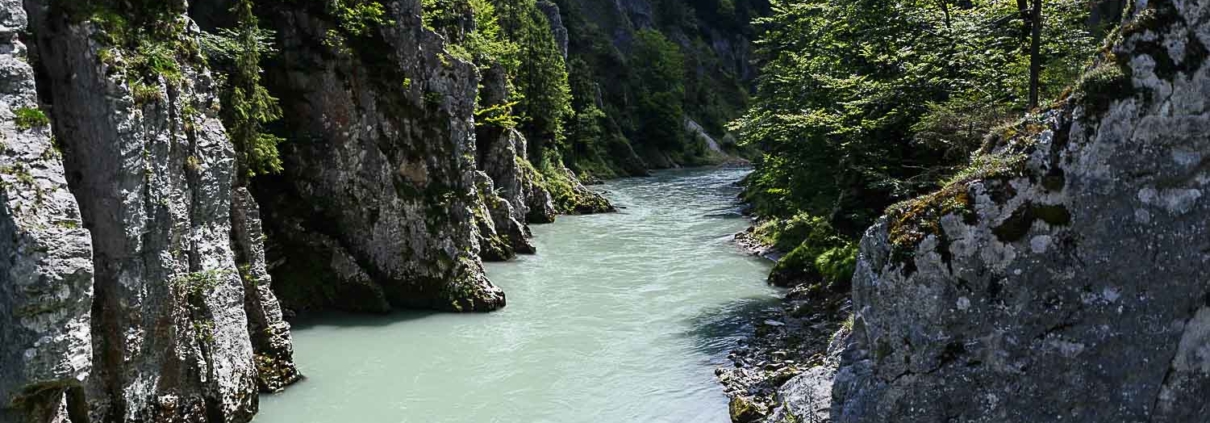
[203, 0, 286, 181]
[553, 0, 765, 177]
[737, 0, 1117, 292]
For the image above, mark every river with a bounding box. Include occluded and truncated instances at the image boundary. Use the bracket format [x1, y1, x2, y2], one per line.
[256, 167, 779, 423]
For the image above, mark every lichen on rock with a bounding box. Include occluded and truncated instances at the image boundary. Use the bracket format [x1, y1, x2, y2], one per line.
[824, 2, 1210, 421]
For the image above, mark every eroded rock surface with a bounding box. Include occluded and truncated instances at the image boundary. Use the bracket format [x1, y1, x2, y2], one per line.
[829, 2, 1210, 422]
[30, 7, 262, 421]
[0, 1, 305, 421]
[0, 1, 93, 420]
[255, 0, 505, 313]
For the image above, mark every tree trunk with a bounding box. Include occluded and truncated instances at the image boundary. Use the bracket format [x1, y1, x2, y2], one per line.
[1017, 0, 1031, 41]
[1028, 0, 1043, 109]
[940, 0, 952, 30]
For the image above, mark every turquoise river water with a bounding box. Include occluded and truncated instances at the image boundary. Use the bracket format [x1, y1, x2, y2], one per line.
[256, 168, 779, 423]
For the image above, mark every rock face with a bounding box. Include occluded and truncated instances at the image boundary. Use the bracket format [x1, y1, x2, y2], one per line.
[475, 66, 557, 230]
[0, 1, 302, 421]
[31, 7, 261, 421]
[230, 189, 301, 392]
[254, 0, 505, 313]
[537, 1, 568, 59]
[0, 1, 93, 420]
[829, 2, 1210, 422]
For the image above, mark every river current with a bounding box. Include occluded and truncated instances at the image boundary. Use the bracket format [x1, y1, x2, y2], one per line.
[257, 167, 779, 423]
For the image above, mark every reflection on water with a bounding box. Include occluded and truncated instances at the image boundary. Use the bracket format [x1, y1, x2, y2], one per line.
[256, 167, 778, 423]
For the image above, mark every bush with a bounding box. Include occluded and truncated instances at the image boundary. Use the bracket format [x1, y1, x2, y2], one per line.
[815, 244, 858, 289]
[13, 107, 49, 130]
[763, 214, 851, 288]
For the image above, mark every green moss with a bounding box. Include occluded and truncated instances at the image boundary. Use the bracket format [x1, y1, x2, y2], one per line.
[523, 154, 611, 215]
[54, 220, 80, 229]
[815, 244, 858, 288]
[764, 215, 852, 289]
[255, 353, 299, 392]
[886, 146, 1030, 270]
[1072, 59, 1132, 118]
[13, 107, 49, 130]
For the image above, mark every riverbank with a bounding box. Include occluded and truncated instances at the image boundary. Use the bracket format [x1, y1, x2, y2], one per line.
[720, 227, 851, 422]
[258, 168, 777, 423]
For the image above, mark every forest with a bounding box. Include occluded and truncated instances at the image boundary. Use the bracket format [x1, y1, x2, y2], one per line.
[736, 0, 1127, 292]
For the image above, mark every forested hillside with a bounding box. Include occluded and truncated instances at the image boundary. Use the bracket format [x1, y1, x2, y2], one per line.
[425, 0, 766, 182]
[737, 0, 1127, 292]
[551, 0, 768, 177]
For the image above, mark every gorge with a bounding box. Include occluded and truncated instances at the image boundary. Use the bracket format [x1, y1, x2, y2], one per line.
[3, 0, 1210, 422]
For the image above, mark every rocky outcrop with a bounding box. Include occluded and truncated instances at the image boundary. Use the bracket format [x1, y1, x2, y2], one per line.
[826, 2, 1210, 422]
[553, 166, 616, 214]
[537, 1, 568, 59]
[473, 171, 534, 262]
[475, 65, 557, 228]
[230, 189, 300, 392]
[0, 1, 305, 421]
[0, 1, 93, 420]
[254, 0, 505, 313]
[30, 5, 263, 420]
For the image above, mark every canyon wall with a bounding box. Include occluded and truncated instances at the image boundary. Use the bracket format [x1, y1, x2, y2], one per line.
[765, 1, 1210, 422]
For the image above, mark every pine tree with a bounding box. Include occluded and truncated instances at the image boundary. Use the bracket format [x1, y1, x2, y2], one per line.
[224, 0, 285, 183]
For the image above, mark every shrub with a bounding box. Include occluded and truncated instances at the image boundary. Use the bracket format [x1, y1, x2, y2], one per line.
[764, 214, 850, 288]
[13, 107, 49, 130]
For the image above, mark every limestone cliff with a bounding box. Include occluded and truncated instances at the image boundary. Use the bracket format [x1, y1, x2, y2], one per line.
[0, 0, 93, 420]
[1, 0, 301, 421]
[251, 0, 508, 313]
[769, 2, 1210, 421]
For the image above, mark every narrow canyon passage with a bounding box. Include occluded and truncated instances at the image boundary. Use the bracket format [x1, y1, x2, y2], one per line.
[256, 168, 777, 422]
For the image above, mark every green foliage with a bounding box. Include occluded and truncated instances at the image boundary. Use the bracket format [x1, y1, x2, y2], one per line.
[467, 0, 521, 69]
[763, 213, 851, 288]
[424, 0, 524, 128]
[736, 0, 1102, 237]
[631, 29, 686, 153]
[493, 0, 573, 163]
[814, 243, 857, 287]
[475, 100, 521, 128]
[69, 0, 197, 107]
[174, 269, 230, 346]
[173, 269, 227, 296]
[13, 107, 49, 130]
[207, 0, 286, 181]
[331, 0, 389, 37]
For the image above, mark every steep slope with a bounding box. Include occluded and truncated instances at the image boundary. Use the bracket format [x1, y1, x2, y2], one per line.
[249, 0, 508, 313]
[767, 2, 1210, 421]
[550, 0, 763, 176]
[0, 1, 94, 420]
[0, 0, 301, 421]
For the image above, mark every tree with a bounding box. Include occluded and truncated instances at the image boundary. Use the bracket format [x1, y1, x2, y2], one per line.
[733, 0, 1099, 234]
[204, 0, 286, 182]
[1028, 0, 1043, 109]
[630, 29, 686, 152]
[492, 0, 572, 164]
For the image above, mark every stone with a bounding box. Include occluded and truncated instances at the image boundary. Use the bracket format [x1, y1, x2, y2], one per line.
[27, 6, 261, 421]
[231, 188, 301, 392]
[0, 1, 93, 420]
[255, 0, 505, 313]
[729, 396, 766, 423]
[829, 3, 1210, 422]
[536, 2, 568, 59]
